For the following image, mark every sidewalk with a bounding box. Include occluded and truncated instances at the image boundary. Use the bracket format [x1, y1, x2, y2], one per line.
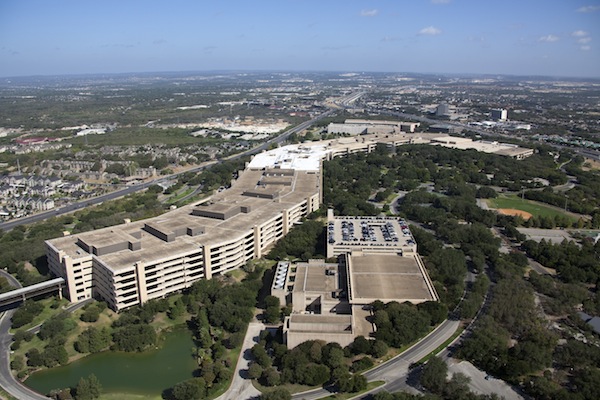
[215, 321, 265, 400]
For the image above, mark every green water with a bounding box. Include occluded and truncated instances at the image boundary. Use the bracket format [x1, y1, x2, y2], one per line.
[25, 328, 197, 396]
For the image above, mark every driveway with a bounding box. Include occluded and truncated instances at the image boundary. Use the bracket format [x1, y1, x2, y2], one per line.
[446, 358, 524, 400]
[215, 321, 265, 400]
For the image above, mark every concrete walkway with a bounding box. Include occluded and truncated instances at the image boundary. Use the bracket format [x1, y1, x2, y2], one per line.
[215, 321, 265, 400]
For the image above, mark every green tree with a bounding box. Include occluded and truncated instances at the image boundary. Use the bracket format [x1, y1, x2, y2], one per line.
[75, 374, 102, 400]
[370, 339, 389, 358]
[112, 324, 157, 352]
[80, 305, 100, 323]
[171, 379, 203, 400]
[168, 298, 186, 320]
[10, 355, 24, 371]
[420, 356, 448, 394]
[247, 362, 263, 379]
[260, 388, 291, 400]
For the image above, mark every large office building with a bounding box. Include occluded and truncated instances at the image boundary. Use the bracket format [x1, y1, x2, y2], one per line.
[46, 151, 322, 311]
[277, 212, 438, 348]
[46, 132, 531, 311]
[491, 108, 508, 121]
[327, 119, 421, 136]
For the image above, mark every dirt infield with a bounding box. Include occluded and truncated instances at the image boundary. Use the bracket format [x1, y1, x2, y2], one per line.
[498, 208, 533, 220]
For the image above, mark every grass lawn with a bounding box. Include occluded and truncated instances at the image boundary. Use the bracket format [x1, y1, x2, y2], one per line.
[487, 194, 576, 221]
[316, 381, 385, 399]
[0, 387, 18, 400]
[100, 393, 162, 400]
[253, 381, 318, 395]
[9, 297, 69, 334]
[166, 187, 195, 203]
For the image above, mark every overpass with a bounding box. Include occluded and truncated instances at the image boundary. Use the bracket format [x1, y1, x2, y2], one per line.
[0, 278, 65, 308]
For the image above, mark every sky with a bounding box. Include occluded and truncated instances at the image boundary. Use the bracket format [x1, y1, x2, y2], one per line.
[1, 0, 599, 78]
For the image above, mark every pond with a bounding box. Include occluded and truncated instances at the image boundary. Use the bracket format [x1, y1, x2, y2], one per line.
[25, 327, 197, 396]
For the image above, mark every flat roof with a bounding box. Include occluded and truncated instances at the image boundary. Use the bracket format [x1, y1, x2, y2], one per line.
[327, 215, 417, 255]
[248, 144, 331, 171]
[293, 262, 339, 294]
[48, 168, 320, 272]
[348, 254, 436, 304]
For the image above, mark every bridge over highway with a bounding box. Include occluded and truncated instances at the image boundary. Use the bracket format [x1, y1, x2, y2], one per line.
[0, 277, 65, 308]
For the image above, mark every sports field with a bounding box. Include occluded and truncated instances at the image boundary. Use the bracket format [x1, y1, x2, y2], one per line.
[487, 194, 575, 221]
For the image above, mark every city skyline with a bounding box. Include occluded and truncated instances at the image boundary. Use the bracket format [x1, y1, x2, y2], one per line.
[1, 0, 599, 78]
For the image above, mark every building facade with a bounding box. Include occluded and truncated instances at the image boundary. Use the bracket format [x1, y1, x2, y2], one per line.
[46, 132, 531, 311]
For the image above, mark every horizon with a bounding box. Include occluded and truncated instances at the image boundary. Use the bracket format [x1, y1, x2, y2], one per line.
[1, 1, 599, 79]
[2, 68, 600, 82]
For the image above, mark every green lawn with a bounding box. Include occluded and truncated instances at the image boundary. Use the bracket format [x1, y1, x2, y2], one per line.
[9, 297, 69, 334]
[317, 381, 385, 399]
[487, 194, 576, 221]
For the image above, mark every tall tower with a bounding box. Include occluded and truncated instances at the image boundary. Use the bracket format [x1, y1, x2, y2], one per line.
[491, 108, 508, 121]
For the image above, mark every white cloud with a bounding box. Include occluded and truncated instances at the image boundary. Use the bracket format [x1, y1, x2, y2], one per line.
[576, 5, 600, 12]
[431, 0, 451, 4]
[538, 34, 559, 42]
[418, 26, 442, 36]
[381, 36, 400, 42]
[578, 37, 592, 44]
[581, 45, 592, 51]
[572, 30, 589, 37]
[360, 9, 378, 17]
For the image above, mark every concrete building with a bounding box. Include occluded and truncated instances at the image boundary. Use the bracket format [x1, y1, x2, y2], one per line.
[491, 108, 508, 121]
[436, 103, 451, 117]
[326, 213, 417, 258]
[46, 132, 531, 311]
[327, 119, 421, 136]
[429, 136, 534, 159]
[47, 161, 322, 310]
[280, 211, 438, 348]
[429, 124, 462, 134]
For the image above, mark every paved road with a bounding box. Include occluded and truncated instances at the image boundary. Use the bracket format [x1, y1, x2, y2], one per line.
[0, 101, 342, 233]
[291, 319, 461, 400]
[215, 322, 265, 400]
[0, 271, 50, 400]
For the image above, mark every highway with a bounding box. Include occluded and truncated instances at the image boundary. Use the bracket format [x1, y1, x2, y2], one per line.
[0, 102, 339, 233]
[0, 92, 360, 398]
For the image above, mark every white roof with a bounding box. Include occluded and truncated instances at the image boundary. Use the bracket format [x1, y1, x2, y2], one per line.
[248, 143, 331, 172]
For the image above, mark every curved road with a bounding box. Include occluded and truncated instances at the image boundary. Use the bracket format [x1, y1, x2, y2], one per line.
[0, 270, 50, 400]
[290, 319, 461, 400]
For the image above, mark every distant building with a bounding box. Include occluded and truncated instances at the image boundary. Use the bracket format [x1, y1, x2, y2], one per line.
[76, 128, 106, 136]
[429, 124, 462, 134]
[436, 103, 451, 116]
[327, 119, 420, 136]
[491, 108, 508, 121]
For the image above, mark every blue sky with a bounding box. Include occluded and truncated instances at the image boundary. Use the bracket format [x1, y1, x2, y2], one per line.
[1, 0, 599, 78]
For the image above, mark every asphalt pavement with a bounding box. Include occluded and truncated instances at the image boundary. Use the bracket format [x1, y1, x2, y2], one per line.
[446, 358, 523, 400]
[0, 270, 50, 400]
[215, 322, 265, 400]
[0, 105, 338, 233]
[290, 319, 461, 400]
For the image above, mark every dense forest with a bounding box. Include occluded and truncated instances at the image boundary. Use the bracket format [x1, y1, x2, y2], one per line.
[318, 145, 600, 399]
